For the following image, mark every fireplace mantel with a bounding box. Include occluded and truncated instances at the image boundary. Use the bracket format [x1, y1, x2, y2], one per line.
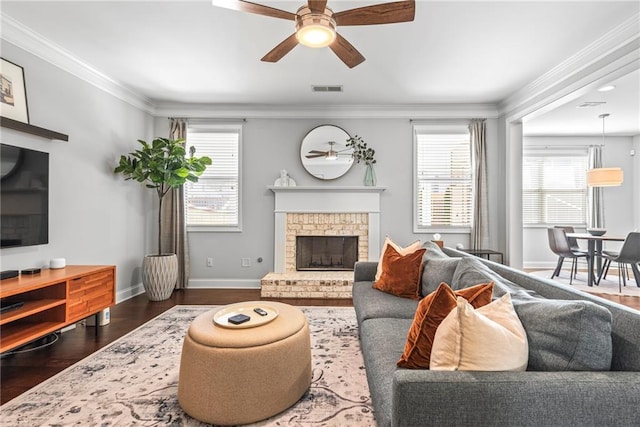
[269, 186, 386, 273]
[268, 186, 387, 192]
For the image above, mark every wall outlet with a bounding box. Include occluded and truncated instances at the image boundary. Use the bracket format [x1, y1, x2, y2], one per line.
[241, 258, 251, 268]
[207, 257, 213, 267]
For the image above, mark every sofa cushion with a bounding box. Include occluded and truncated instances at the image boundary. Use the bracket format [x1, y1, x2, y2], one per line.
[375, 236, 422, 281]
[397, 282, 494, 369]
[374, 245, 425, 300]
[512, 298, 613, 371]
[360, 317, 413, 427]
[421, 258, 461, 297]
[451, 256, 537, 299]
[451, 257, 612, 371]
[352, 281, 419, 324]
[430, 293, 528, 371]
[422, 240, 449, 257]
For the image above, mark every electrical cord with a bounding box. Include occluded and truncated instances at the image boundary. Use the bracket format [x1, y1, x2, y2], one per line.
[0, 332, 59, 358]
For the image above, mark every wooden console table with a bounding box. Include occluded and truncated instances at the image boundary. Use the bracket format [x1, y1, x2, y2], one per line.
[0, 265, 115, 353]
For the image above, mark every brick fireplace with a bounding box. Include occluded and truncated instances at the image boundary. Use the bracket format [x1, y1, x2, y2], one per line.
[261, 186, 385, 298]
[285, 213, 368, 272]
[296, 235, 359, 271]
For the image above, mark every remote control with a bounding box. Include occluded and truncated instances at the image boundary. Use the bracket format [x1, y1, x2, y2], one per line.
[254, 307, 268, 316]
[228, 313, 251, 325]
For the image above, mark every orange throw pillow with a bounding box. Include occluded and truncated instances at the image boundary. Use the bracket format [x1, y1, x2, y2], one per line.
[373, 244, 426, 300]
[397, 282, 494, 369]
[375, 236, 422, 281]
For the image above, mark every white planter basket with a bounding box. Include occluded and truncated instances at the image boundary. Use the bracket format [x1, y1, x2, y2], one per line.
[142, 254, 178, 301]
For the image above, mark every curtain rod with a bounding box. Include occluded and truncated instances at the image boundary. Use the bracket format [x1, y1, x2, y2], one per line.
[168, 117, 247, 122]
[408, 118, 486, 122]
[524, 144, 602, 149]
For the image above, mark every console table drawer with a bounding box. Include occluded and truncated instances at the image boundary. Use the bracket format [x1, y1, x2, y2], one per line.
[67, 270, 114, 322]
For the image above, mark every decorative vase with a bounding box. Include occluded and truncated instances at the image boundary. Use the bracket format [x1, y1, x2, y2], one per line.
[364, 164, 376, 186]
[142, 254, 178, 301]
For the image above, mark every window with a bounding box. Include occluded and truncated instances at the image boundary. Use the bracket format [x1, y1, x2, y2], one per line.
[185, 124, 241, 231]
[522, 148, 588, 226]
[414, 128, 473, 231]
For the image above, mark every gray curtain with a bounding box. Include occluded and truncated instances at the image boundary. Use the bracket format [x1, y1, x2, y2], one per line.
[161, 118, 190, 289]
[587, 145, 604, 229]
[469, 119, 489, 250]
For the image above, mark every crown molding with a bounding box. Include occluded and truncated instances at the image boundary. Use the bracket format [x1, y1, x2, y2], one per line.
[499, 12, 640, 119]
[2, 9, 637, 122]
[153, 102, 500, 119]
[0, 13, 155, 114]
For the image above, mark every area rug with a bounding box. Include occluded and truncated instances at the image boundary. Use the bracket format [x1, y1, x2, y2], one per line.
[529, 270, 639, 297]
[0, 306, 375, 426]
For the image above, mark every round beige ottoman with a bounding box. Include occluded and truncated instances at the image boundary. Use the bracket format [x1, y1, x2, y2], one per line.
[178, 301, 311, 425]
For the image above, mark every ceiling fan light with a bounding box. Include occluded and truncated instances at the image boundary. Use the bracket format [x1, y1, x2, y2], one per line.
[295, 7, 336, 48]
[325, 152, 338, 160]
[297, 24, 336, 47]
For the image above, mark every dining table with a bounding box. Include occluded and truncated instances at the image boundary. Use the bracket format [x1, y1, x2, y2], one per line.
[566, 232, 626, 286]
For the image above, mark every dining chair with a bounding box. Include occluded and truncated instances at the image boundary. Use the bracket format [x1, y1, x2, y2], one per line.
[597, 232, 640, 292]
[547, 227, 589, 285]
[554, 226, 583, 252]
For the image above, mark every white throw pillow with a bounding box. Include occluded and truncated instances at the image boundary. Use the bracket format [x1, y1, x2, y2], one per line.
[375, 236, 422, 281]
[430, 293, 528, 371]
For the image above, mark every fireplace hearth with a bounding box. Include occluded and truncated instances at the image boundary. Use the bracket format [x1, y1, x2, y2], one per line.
[296, 236, 359, 271]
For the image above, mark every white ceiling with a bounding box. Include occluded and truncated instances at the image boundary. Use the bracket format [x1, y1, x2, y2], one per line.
[1, 1, 639, 135]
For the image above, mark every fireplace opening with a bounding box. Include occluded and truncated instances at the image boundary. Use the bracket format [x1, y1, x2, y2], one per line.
[296, 236, 359, 271]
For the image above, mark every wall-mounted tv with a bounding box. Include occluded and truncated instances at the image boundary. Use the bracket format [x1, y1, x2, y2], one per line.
[0, 143, 49, 248]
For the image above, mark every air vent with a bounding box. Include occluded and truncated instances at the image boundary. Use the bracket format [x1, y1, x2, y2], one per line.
[312, 85, 343, 93]
[577, 101, 606, 108]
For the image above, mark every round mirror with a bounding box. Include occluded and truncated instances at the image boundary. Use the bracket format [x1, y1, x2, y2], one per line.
[300, 125, 354, 180]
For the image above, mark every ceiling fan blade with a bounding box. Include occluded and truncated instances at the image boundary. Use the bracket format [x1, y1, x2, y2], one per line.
[261, 34, 299, 62]
[334, 1, 415, 26]
[211, 0, 296, 21]
[308, 0, 328, 13]
[306, 153, 327, 158]
[329, 33, 365, 68]
[308, 150, 329, 154]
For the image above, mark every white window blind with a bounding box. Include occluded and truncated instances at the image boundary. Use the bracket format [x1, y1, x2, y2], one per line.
[185, 126, 241, 229]
[415, 132, 473, 230]
[522, 149, 588, 225]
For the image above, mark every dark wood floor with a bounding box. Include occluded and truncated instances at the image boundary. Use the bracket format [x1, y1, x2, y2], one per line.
[1, 287, 638, 405]
[0, 289, 351, 405]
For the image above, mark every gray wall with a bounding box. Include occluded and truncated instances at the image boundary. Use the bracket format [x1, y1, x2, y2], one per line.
[155, 117, 500, 287]
[634, 135, 640, 232]
[522, 135, 637, 269]
[0, 42, 154, 301]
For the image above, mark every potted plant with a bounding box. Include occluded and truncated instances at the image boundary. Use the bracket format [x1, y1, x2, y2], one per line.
[115, 138, 211, 301]
[346, 135, 377, 186]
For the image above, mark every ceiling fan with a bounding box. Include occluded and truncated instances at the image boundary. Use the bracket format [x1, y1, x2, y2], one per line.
[305, 141, 351, 160]
[211, 0, 415, 68]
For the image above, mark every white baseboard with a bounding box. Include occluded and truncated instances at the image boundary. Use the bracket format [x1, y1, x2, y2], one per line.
[524, 261, 557, 270]
[188, 279, 261, 289]
[524, 260, 589, 270]
[116, 282, 145, 303]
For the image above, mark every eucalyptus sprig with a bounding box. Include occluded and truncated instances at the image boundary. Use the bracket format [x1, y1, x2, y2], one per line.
[346, 135, 376, 166]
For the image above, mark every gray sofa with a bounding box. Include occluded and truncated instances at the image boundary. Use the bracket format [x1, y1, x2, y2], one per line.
[353, 244, 640, 427]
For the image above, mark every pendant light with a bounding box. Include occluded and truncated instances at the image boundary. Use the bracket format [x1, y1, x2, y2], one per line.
[586, 113, 623, 187]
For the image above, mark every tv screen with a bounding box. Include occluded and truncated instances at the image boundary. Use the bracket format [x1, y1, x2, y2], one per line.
[0, 143, 49, 248]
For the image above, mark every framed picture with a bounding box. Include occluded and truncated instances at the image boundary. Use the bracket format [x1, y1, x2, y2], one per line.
[0, 58, 29, 124]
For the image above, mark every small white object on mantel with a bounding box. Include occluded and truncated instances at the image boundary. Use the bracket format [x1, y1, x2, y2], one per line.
[274, 169, 296, 187]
